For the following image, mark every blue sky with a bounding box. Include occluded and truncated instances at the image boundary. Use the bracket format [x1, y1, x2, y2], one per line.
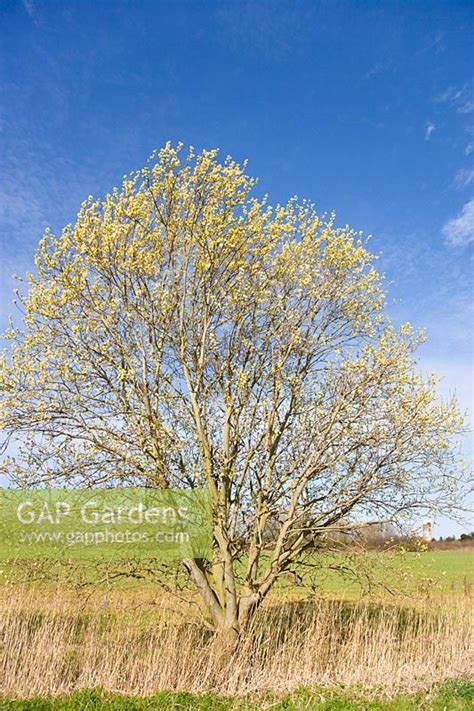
[0, 0, 472, 535]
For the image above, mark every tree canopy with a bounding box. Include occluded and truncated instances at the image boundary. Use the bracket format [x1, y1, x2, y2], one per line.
[0, 143, 467, 638]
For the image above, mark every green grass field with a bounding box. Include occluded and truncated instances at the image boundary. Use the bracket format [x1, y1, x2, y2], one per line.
[2, 680, 473, 711]
[299, 549, 473, 597]
[1, 549, 472, 598]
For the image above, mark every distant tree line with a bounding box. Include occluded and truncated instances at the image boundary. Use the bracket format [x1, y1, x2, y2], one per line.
[436, 531, 474, 542]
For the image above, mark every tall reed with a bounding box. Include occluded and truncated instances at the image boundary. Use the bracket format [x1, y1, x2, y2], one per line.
[0, 587, 471, 698]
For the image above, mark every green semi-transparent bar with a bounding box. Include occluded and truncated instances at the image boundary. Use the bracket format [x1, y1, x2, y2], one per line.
[0, 488, 212, 561]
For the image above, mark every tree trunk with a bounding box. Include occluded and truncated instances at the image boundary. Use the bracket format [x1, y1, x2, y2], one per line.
[212, 620, 241, 671]
[215, 621, 240, 650]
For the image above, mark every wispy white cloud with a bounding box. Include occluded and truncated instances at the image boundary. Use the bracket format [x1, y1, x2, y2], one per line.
[415, 32, 444, 57]
[364, 60, 392, 80]
[442, 199, 474, 247]
[425, 122, 436, 141]
[435, 82, 474, 115]
[21, 0, 36, 19]
[435, 87, 457, 102]
[454, 168, 474, 188]
[458, 100, 474, 115]
[434, 83, 474, 179]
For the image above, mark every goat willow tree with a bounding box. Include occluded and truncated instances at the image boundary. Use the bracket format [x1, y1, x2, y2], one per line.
[0, 144, 467, 640]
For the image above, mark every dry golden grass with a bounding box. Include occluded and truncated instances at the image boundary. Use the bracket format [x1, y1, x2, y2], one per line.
[0, 585, 472, 699]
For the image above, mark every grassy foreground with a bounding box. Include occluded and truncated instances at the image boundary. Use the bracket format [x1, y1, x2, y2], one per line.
[1, 589, 471, 699]
[2, 680, 473, 710]
[1, 553, 471, 704]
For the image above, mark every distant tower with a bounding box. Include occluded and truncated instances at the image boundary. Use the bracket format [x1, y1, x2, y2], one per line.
[422, 519, 432, 542]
